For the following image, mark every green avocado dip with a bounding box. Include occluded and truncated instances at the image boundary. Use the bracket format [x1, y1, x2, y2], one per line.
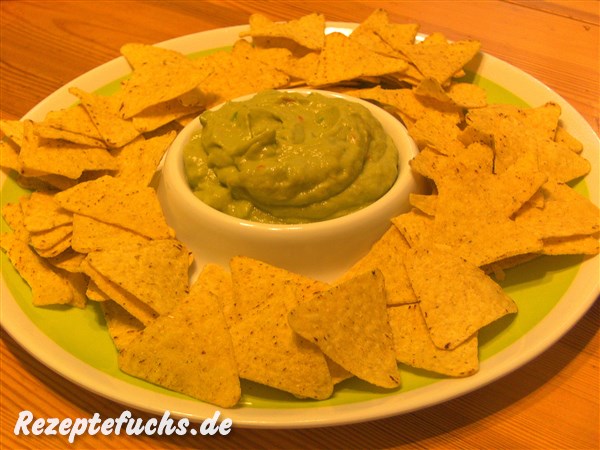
[182, 90, 399, 224]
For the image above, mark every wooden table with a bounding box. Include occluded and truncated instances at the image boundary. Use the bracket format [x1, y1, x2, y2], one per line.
[1, 1, 598, 448]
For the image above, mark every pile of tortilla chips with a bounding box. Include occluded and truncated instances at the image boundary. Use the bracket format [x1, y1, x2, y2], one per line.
[1, 9, 598, 408]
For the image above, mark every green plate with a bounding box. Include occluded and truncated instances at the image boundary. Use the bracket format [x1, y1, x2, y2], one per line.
[1, 24, 598, 427]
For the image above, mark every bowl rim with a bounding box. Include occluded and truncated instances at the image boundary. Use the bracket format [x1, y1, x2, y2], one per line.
[161, 88, 420, 234]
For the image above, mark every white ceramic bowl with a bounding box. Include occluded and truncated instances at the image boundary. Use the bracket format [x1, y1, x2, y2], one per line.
[157, 89, 422, 282]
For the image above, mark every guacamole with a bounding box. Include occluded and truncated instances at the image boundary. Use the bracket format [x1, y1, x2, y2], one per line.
[183, 90, 398, 224]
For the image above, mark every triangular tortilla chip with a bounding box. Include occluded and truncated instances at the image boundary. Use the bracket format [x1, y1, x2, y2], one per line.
[131, 99, 202, 133]
[226, 256, 333, 400]
[69, 87, 140, 148]
[85, 239, 190, 316]
[46, 248, 86, 273]
[335, 226, 417, 305]
[388, 303, 479, 377]
[101, 300, 144, 351]
[119, 43, 210, 119]
[20, 191, 73, 233]
[392, 208, 435, 248]
[80, 259, 159, 325]
[466, 103, 591, 178]
[40, 104, 104, 142]
[71, 214, 149, 253]
[118, 265, 241, 407]
[402, 39, 481, 85]
[190, 46, 290, 108]
[356, 8, 419, 50]
[350, 24, 401, 58]
[2, 201, 30, 242]
[0, 232, 73, 306]
[29, 223, 72, 252]
[113, 131, 176, 187]
[33, 123, 104, 147]
[515, 180, 600, 239]
[288, 270, 401, 389]
[0, 119, 25, 147]
[404, 245, 517, 350]
[19, 120, 118, 179]
[240, 12, 325, 51]
[541, 234, 599, 256]
[309, 32, 408, 86]
[54, 175, 174, 239]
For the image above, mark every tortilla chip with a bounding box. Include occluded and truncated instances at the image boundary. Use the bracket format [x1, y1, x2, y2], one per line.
[131, 98, 202, 133]
[309, 32, 408, 86]
[0, 119, 25, 147]
[555, 126, 583, 154]
[85, 239, 190, 316]
[0, 138, 22, 173]
[422, 139, 487, 179]
[466, 103, 591, 178]
[80, 258, 159, 325]
[433, 213, 543, 267]
[114, 131, 176, 187]
[101, 300, 144, 351]
[2, 201, 30, 241]
[45, 248, 86, 273]
[20, 191, 73, 233]
[325, 358, 354, 385]
[14, 173, 78, 192]
[232, 39, 294, 71]
[421, 32, 449, 46]
[54, 175, 174, 239]
[29, 223, 72, 251]
[392, 208, 435, 248]
[118, 43, 210, 119]
[357, 8, 419, 50]
[32, 235, 72, 259]
[402, 39, 480, 85]
[71, 214, 149, 254]
[41, 104, 104, 142]
[19, 120, 118, 179]
[446, 82, 487, 108]
[541, 234, 599, 256]
[33, 123, 104, 147]
[404, 245, 517, 350]
[350, 24, 400, 58]
[412, 77, 484, 110]
[240, 12, 325, 51]
[288, 270, 401, 389]
[86, 278, 111, 302]
[191, 263, 235, 325]
[536, 138, 591, 182]
[388, 303, 479, 376]
[0, 232, 73, 306]
[406, 111, 461, 151]
[336, 226, 417, 305]
[69, 88, 140, 148]
[226, 256, 333, 400]
[409, 193, 437, 216]
[414, 77, 452, 103]
[515, 180, 600, 239]
[349, 86, 462, 127]
[193, 46, 290, 108]
[118, 266, 241, 407]
[279, 51, 320, 83]
[63, 270, 88, 308]
[430, 152, 546, 219]
[482, 254, 540, 281]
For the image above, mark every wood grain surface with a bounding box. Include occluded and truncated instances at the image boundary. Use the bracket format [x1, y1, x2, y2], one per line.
[1, 1, 598, 449]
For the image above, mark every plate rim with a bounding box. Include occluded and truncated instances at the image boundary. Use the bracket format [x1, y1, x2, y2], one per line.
[1, 23, 598, 429]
